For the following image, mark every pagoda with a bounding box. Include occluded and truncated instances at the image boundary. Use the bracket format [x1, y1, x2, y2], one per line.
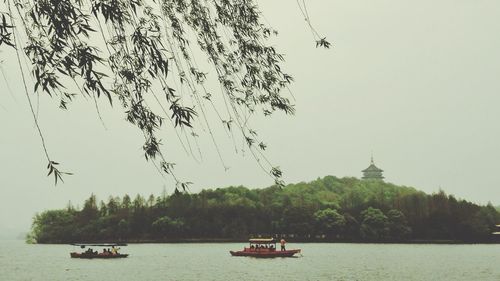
[362, 156, 384, 180]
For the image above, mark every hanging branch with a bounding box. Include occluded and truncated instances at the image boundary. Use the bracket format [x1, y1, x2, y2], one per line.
[296, 0, 331, 48]
[5, 0, 72, 185]
[0, 0, 331, 189]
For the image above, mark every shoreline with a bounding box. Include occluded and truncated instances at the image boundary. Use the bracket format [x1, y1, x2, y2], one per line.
[33, 238, 500, 245]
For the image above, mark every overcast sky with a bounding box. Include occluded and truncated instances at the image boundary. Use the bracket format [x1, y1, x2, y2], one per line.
[1, 0, 500, 236]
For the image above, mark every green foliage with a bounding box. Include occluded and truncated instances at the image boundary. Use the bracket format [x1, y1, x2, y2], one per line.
[31, 210, 76, 243]
[29, 176, 500, 243]
[314, 208, 346, 238]
[1, 0, 305, 186]
[360, 207, 388, 240]
[387, 209, 411, 239]
[152, 216, 185, 237]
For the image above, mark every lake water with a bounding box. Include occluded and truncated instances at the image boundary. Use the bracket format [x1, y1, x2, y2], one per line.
[1, 240, 500, 281]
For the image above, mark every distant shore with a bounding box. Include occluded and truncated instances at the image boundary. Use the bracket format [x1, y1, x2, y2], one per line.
[28, 177, 500, 245]
[34, 238, 500, 245]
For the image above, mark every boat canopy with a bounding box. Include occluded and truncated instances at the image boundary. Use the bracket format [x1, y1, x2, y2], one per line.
[71, 243, 127, 248]
[249, 238, 275, 244]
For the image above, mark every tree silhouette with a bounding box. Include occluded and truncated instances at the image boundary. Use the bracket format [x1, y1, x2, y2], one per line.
[28, 176, 499, 243]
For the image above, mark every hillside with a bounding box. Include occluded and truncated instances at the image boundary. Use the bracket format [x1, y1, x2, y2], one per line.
[29, 176, 499, 243]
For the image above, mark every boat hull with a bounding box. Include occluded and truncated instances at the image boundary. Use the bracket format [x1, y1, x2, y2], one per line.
[230, 249, 300, 258]
[70, 252, 129, 259]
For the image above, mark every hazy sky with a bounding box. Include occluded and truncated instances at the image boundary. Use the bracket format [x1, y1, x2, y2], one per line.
[1, 0, 500, 235]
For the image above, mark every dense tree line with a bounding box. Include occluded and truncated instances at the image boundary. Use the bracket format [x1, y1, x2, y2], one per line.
[28, 176, 500, 243]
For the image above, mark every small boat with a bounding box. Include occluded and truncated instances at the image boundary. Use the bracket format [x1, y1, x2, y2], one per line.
[230, 238, 301, 258]
[70, 252, 129, 259]
[70, 243, 129, 259]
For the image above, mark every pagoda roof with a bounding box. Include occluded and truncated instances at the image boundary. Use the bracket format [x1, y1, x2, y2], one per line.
[362, 163, 383, 173]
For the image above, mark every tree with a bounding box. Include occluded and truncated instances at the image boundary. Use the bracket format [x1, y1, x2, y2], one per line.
[98, 200, 108, 217]
[152, 215, 184, 238]
[386, 209, 411, 239]
[80, 194, 99, 222]
[107, 196, 119, 215]
[314, 208, 346, 238]
[30, 210, 76, 243]
[117, 218, 130, 240]
[280, 205, 315, 237]
[360, 207, 388, 241]
[342, 213, 359, 239]
[121, 195, 131, 210]
[0, 0, 329, 187]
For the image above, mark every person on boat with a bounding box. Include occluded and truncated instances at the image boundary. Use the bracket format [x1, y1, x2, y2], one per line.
[270, 244, 275, 251]
[111, 246, 120, 255]
[280, 239, 286, 251]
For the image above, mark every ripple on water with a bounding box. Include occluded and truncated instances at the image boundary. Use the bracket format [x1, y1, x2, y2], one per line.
[1, 241, 500, 281]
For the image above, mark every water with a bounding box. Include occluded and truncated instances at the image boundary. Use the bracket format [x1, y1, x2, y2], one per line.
[1, 240, 500, 281]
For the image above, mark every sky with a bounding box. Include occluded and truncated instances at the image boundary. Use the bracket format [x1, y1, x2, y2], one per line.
[1, 0, 500, 236]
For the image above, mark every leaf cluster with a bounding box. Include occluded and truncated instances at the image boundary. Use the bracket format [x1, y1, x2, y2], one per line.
[1, 0, 305, 185]
[0, 14, 14, 47]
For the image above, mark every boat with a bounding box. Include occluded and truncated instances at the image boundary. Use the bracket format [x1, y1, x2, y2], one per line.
[70, 243, 129, 259]
[230, 238, 301, 258]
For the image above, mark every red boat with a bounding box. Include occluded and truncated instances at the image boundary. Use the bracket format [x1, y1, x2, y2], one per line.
[230, 238, 301, 258]
[70, 243, 129, 259]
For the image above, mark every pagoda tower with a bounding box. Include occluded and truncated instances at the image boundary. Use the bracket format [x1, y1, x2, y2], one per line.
[362, 156, 384, 180]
